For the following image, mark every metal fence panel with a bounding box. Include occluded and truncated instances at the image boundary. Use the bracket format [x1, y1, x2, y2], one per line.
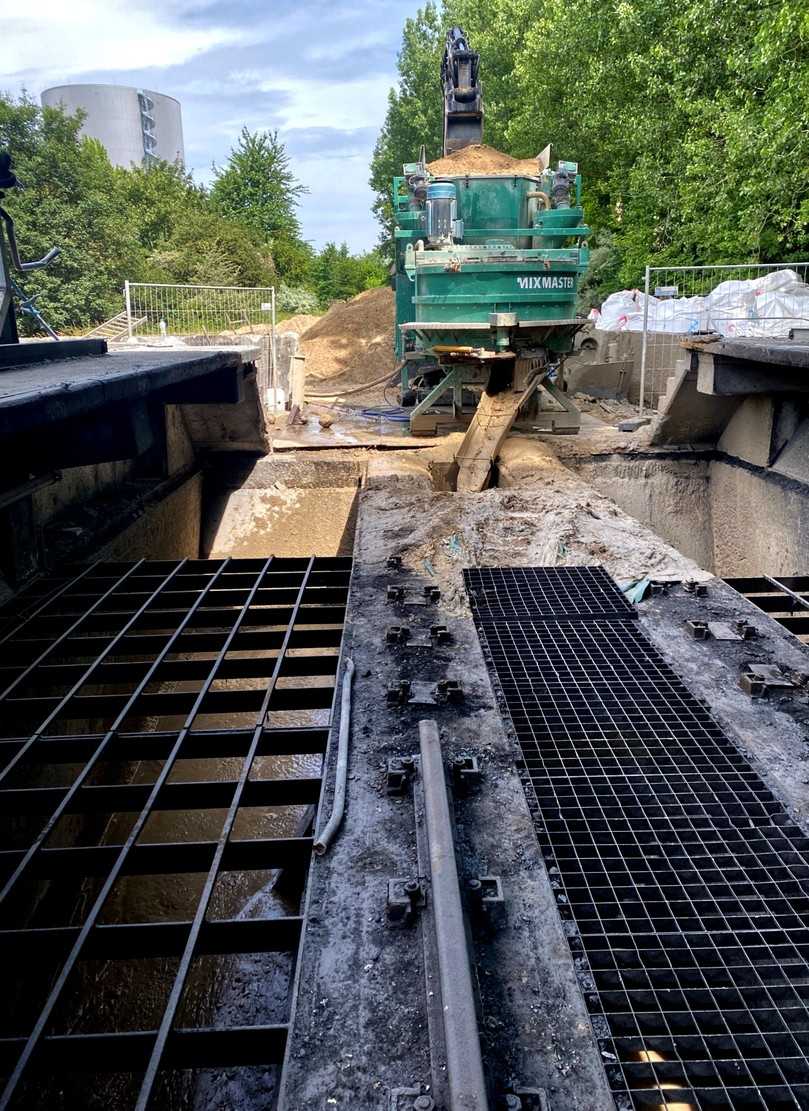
[124, 281, 275, 342]
[639, 263, 809, 415]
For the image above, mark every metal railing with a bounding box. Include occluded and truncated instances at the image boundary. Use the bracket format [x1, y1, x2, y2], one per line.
[123, 280, 278, 399]
[124, 281, 276, 342]
[638, 263, 809, 416]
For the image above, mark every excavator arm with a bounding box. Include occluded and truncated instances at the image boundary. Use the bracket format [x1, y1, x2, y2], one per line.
[441, 26, 483, 155]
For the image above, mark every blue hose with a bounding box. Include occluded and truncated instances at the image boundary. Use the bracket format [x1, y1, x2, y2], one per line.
[355, 406, 411, 423]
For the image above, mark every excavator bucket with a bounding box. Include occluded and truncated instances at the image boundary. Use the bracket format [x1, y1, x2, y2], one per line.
[442, 26, 483, 155]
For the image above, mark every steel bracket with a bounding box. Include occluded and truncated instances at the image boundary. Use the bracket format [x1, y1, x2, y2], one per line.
[387, 584, 441, 606]
[686, 620, 709, 640]
[385, 624, 453, 650]
[390, 1086, 435, 1111]
[502, 1082, 550, 1110]
[387, 877, 427, 925]
[387, 680, 412, 705]
[468, 874, 506, 926]
[452, 754, 482, 794]
[386, 755, 416, 796]
[435, 678, 464, 703]
[431, 623, 453, 645]
[683, 580, 707, 596]
[740, 664, 796, 697]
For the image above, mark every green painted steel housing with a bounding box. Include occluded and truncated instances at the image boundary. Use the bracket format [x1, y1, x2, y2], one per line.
[393, 168, 589, 358]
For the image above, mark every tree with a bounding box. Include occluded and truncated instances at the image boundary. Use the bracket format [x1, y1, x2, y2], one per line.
[369, 3, 444, 253]
[373, 0, 809, 293]
[313, 242, 387, 307]
[147, 209, 274, 287]
[0, 94, 143, 332]
[210, 127, 308, 282]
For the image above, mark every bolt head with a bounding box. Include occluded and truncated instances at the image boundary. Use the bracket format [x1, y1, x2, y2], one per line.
[413, 1098, 434, 1111]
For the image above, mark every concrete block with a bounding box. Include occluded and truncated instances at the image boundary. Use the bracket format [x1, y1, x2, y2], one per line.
[717, 397, 775, 468]
[771, 417, 809, 485]
[652, 365, 740, 445]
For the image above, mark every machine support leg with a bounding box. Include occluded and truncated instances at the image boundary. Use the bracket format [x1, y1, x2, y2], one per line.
[419, 719, 489, 1111]
[410, 368, 459, 425]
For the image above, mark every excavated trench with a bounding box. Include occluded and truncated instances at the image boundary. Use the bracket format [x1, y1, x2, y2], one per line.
[6, 429, 809, 1110]
[564, 451, 809, 577]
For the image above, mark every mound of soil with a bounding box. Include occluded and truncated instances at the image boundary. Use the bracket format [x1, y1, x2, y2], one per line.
[277, 313, 321, 335]
[427, 143, 542, 177]
[300, 286, 396, 392]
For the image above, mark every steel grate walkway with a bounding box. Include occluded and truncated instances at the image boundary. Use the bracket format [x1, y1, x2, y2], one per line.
[0, 556, 352, 1109]
[725, 577, 809, 644]
[466, 566, 809, 1111]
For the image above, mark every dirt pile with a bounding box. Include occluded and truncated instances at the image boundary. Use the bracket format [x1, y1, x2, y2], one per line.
[427, 143, 542, 177]
[277, 313, 321, 335]
[300, 285, 396, 399]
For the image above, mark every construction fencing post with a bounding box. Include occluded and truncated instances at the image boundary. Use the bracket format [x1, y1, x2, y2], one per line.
[638, 266, 650, 419]
[637, 261, 809, 418]
[271, 286, 277, 398]
[124, 280, 132, 341]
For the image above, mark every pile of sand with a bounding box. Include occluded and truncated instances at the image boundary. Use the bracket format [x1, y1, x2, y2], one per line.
[277, 313, 321, 335]
[427, 143, 542, 177]
[299, 286, 396, 395]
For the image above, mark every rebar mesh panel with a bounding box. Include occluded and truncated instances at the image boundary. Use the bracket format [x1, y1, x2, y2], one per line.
[468, 566, 809, 1111]
[464, 566, 635, 621]
[0, 556, 352, 1109]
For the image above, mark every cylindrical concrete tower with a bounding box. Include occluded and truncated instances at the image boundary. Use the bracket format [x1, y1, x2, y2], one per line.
[41, 84, 184, 168]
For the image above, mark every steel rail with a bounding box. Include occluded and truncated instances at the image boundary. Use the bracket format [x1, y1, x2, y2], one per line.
[135, 556, 315, 1109]
[419, 718, 489, 1111]
[0, 558, 228, 905]
[765, 575, 809, 612]
[0, 554, 269, 1106]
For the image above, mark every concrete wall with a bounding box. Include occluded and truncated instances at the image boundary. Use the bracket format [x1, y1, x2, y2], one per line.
[202, 455, 364, 559]
[571, 456, 714, 570]
[569, 452, 809, 577]
[567, 328, 687, 405]
[710, 462, 809, 576]
[95, 472, 202, 561]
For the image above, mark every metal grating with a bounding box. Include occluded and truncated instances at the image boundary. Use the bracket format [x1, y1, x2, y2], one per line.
[725, 576, 809, 644]
[468, 566, 809, 1111]
[0, 556, 352, 1110]
[464, 565, 636, 621]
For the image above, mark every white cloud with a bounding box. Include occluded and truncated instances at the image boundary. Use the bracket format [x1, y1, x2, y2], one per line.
[0, 0, 241, 87]
[221, 70, 393, 131]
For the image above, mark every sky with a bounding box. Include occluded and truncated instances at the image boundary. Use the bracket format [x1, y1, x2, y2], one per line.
[0, 0, 424, 252]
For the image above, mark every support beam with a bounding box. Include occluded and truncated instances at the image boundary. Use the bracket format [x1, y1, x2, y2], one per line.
[419, 719, 489, 1111]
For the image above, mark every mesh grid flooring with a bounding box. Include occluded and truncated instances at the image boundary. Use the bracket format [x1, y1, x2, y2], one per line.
[467, 566, 809, 1111]
[0, 556, 351, 1110]
[464, 566, 637, 622]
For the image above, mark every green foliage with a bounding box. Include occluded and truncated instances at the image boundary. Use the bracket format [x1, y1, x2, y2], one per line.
[314, 242, 388, 307]
[210, 127, 310, 283]
[0, 98, 379, 334]
[0, 95, 142, 331]
[374, 0, 809, 288]
[147, 210, 274, 287]
[278, 283, 320, 315]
